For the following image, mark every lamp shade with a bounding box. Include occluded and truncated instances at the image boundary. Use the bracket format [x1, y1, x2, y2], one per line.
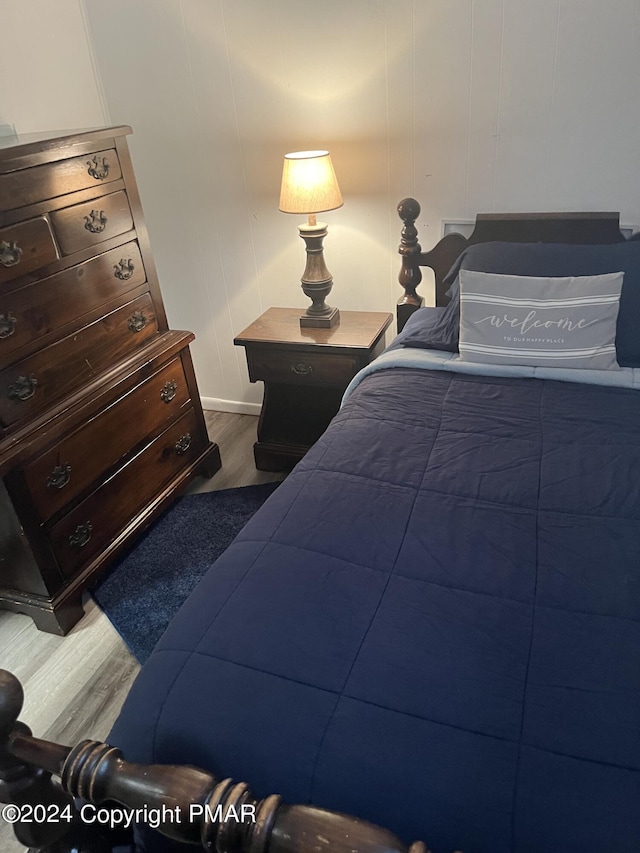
[279, 150, 343, 215]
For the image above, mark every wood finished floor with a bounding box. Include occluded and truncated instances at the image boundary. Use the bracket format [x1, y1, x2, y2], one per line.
[0, 411, 283, 853]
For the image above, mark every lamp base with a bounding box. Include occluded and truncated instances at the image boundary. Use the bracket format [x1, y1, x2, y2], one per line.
[300, 307, 340, 329]
[297, 221, 339, 329]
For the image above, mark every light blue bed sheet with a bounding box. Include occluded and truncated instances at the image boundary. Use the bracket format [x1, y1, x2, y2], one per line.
[342, 347, 640, 406]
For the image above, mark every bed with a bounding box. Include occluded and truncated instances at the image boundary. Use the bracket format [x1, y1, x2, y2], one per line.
[2, 202, 640, 853]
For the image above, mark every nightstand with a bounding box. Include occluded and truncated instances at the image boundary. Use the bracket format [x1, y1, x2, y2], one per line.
[234, 307, 393, 470]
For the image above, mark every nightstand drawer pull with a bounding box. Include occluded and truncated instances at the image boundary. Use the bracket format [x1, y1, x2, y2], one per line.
[69, 521, 92, 549]
[175, 433, 192, 455]
[127, 310, 147, 332]
[84, 210, 107, 233]
[87, 155, 110, 181]
[47, 463, 72, 490]
[160, 380, 178, 403]
[0, 312, 17, 338]
[291, 362, 313, 376]
[0, 240, 23, 268]
[8, 375, 38, 401]
[114, 258, 135, 280]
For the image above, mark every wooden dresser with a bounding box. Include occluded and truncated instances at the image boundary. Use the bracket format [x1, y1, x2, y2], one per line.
[0, 126, 221, 634]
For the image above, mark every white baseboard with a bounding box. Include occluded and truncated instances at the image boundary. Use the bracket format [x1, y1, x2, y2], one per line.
[201, 396, 262, 416]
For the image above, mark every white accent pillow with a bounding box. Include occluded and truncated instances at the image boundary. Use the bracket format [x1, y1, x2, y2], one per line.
[458, 270, 624, 370]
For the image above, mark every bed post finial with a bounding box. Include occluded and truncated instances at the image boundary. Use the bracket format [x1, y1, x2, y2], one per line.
[0, 668, 23, 736]
[0, 670, 79, 850]
[397, 198, 424, 331]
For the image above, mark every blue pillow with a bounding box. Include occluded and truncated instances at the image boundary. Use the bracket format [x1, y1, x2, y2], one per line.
[440, 241, 640, 367]
[386, 302, 459, 353]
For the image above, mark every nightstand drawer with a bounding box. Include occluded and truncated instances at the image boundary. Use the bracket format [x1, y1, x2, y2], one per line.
[0, 217, 58, 285]
[0, 148, 122, 212]
[246, 347, 358, 386]
[22, 355, 191, 522]
[49, 407, 203, 579]
[0, 241, 146, 365]
[0, 292, 158, 428]
[50, 190, 133, 256]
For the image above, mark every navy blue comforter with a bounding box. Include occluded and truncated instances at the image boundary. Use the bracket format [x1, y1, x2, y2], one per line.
[109, 366, 640, 853]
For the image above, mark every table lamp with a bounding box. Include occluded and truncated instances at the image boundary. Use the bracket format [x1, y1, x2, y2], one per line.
[279, 150, 343, 328]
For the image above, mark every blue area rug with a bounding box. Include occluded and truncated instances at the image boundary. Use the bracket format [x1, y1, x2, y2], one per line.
[92, 482, 280, 663]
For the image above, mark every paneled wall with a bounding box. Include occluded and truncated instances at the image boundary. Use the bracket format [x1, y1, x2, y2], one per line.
[6, 1, 640, 410]
[0, 0, 107, 133]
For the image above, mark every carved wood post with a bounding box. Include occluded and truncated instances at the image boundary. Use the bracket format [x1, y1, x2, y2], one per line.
[397, 198, 470, 326]
[1, 669, 430, 853]
[397, 198, 424, 331]
[0, 670, 79, 849]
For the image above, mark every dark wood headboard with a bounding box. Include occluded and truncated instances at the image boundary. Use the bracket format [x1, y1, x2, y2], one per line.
[396, 198, 633, 331]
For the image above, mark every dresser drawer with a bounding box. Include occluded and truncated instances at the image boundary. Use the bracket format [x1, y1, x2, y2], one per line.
[22, 355, 191, 522]
[246, 347, 359, 386]
[0, 241, 146, 365]
[49, 407, 203, 579]
[0, 149, 122, 212]
[0, 217, 58, 286]
[0, 292, 158, 429]
[49, 190, 133, 256]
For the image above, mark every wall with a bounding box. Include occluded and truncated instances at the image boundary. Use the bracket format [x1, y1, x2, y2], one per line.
[5, 1, 640, 410]
[82, 0, 415, 411]
[0, 0, 107, 133]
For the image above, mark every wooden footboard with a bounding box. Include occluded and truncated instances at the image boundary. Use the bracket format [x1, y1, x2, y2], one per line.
[0, 670, 428, 853]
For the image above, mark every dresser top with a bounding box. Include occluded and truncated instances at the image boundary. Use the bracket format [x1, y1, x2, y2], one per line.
[0, 126, 132, 169]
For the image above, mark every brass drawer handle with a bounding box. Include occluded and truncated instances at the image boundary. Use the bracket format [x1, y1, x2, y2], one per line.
[291, 362, 313, 376]
[0, 312, 17, 339]
[47, 463, 71, 490]
[0, 240, 23, 268]
[84, 210, 107, 233]
[8, 375, 38, 401]
[87, 155, 110, 181]
[160, 380, 178, 403]
[175, 433, 192, 455]
[128, 310, 147, 332]
[114, 258, 135, 280]
[69, 522, 92, 549]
